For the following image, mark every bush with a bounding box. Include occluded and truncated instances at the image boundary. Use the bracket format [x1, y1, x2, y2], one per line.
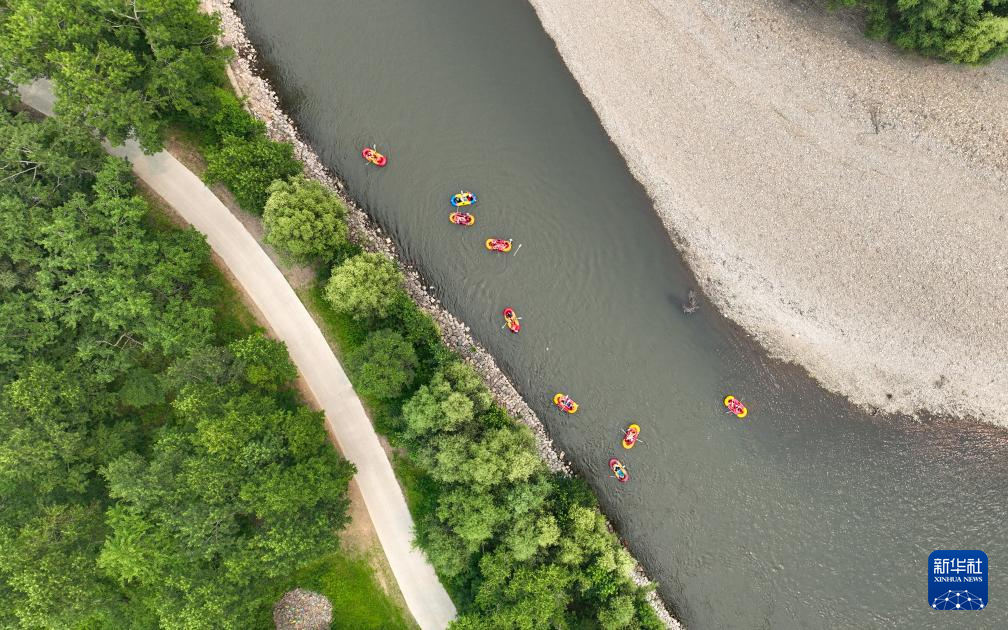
[193, 88, 266, 147]
[263, 175, 349, 264]
[324, 253, 404, 323]
[346, 329, 417, 400]
[840, 0, 1008, 63]
[395, 301, 443, 376]
[204, 134, 302, 213]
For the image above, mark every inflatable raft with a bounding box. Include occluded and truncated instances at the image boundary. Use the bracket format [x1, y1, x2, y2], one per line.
[451, 191, 476, 207]
[553, 393, 578, 414]
[503, 307, 520, 333]
[622, 423, 640, 449]
[724, 395, 748, 418]
[449, 212, 475, 226]
[485, 238, 513, 253]
[361, 147, 387, 166]
[609, 458, 629, 483]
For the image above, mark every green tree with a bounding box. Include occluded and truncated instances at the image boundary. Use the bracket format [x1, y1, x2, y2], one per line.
[347, 329, 418, 399]
[100, 383, 354, 629]
[204, 134, 302, 213]
[228, 331, 298, 391]
[263, 175, 349, 264]
[324, 252, 404, 323]
[0, 504, 119, 629]
[839, 0, 1008, 63]
[0, 363, 95, 499]
[598, 595, 636, 630]
[400, 370, 475, 443]
[0, 0, 229, 151]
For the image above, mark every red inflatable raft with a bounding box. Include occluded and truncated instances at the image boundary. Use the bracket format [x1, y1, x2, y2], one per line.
[449, 212, 475, 226]
[553, 393, 578, 414]
[503, 307, 520, 333]
[361, 147, 387, 167]
[724, 395, 748, 419]
[485, 238, 513, 253]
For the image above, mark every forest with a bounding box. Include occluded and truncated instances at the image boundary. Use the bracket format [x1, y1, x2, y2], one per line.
[0, 110, 355, 628]
[0, 0, 663, 627]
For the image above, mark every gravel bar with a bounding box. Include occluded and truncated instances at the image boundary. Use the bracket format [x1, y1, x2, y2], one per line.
[527, 0, 1008, 426]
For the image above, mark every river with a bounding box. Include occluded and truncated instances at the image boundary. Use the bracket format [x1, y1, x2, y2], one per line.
[233, 1, 1008, 627]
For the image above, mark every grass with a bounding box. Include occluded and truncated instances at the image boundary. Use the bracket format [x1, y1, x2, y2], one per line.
[206, 261, 260, 343]
[258, 552, 413, 630]
[391, 452, 440, 522]
[300, 285, 369, 358]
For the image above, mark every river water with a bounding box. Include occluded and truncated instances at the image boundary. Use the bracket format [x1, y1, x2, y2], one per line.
[234, 1, 1008, 627]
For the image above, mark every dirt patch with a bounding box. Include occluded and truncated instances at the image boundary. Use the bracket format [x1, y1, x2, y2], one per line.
[165, 130, 208, 174]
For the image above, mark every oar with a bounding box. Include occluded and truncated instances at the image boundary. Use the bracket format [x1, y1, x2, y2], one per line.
[513, 243, 522, 256]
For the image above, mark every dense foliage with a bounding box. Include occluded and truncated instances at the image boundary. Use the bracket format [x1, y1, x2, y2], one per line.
[4, 0, 668, 626]
[263, 175, 349, 263]
[0, 0, 229, 151]
[347, 329, 418, 400]
[399, 364, 659, 629]
[0, 111, 354, 629]
[840, 0, 1008, 63]
[204, 131, 302, 214]
[325, 252, 406, 322]
[0, 0, 305, 216]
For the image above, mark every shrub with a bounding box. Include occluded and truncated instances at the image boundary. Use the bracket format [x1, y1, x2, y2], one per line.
[395, 301, 443, 373]
[199, 88, 265, 146]
[346, 329, 417, 400]
[204, 134, 302, 213]
[839, 0, 1008, 63]
[324, 253, 404, 323]
[263, 175, 349, 264]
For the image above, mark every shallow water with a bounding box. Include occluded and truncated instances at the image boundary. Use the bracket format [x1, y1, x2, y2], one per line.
[234, 1, 1008, 627]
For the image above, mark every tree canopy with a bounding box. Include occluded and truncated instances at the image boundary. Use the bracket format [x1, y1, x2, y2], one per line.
[0, 0, 230, 151]
[394, 362, 661, 630]
[840, 0, 1008, 63]
[0, 111, 353, 629]
[263, 174, 349, 264]
[203, 132, 302, 214]
[325, 252, 405, 322]
[347, 329, 418, 400]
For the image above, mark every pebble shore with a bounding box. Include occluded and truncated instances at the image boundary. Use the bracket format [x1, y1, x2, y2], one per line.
[203, 1, 679, 626]
[527, 0, 1007, 426]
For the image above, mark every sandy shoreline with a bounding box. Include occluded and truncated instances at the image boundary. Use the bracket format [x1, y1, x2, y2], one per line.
[526, 0, 1008, 426]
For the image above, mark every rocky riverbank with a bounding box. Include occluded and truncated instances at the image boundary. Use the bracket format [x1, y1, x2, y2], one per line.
[202, 1, 679, 626]
[527, 0, 1007, 426]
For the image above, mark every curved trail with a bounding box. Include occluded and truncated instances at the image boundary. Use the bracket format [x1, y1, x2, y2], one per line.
[527, 0, 1008, 424]
[19, 80, 456, 630]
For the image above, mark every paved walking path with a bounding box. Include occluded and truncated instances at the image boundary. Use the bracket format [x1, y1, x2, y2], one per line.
[20, 80, 456, 630]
